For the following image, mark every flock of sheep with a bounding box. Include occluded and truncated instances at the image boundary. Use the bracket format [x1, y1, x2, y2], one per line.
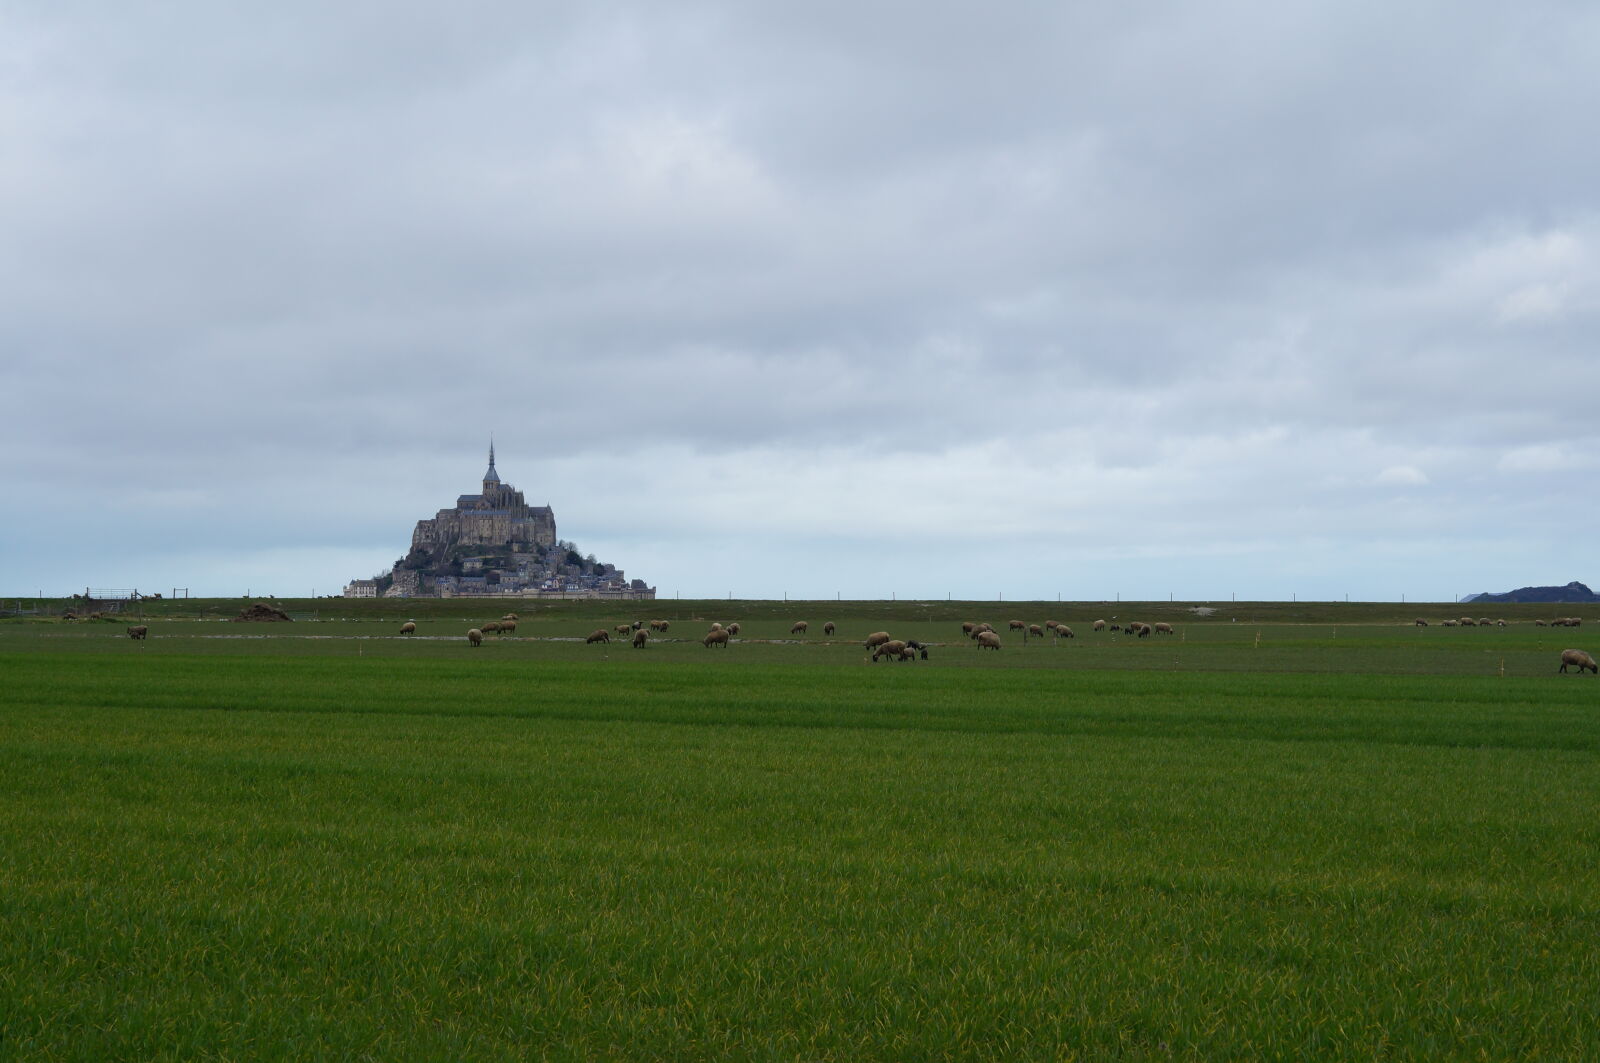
[397, 612, 1598, 675]
[117, 611, 1595, 674]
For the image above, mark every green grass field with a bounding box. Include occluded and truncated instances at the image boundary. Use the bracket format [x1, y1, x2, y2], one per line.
[3, 600, 1598, 1060]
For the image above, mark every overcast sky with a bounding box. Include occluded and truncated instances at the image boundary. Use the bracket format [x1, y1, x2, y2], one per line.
[3, 2, 1597, 603]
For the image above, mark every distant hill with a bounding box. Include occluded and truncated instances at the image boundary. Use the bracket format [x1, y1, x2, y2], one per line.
[1463, 581, 1600, 604]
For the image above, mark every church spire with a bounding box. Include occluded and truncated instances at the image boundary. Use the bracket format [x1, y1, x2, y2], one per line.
[484, 436, 500, 486]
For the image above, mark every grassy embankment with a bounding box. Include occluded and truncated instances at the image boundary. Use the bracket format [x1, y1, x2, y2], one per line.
[2, 605, 1598, 1059]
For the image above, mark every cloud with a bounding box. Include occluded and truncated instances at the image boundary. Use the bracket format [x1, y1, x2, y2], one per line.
[3, 2, 1600, 599]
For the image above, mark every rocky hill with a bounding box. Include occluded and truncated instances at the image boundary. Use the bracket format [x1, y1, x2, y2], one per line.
[1463, 580, 1600, 604]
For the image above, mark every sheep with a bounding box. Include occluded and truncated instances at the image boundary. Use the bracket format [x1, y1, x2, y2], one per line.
[632, 629, 648, 648]
[586, 629, 611, 644]
[1497, 619, 1507, 627]
[727, 623, 741, 636]
[632, 620, 644, 631]
[1008, 620, 1026, 632]
[709, 622, 723, 631]
[126, 625, 148, 640]
[975, 631, 1002, 650]
[704, 629, 730, 648]
[400, 621, 417, 635]
[1414, 618, 1428, 627]
[657, 620, 670, 633]
[1535, 619, 1547, 627]
[483, 620, 502, 634]
[1459, 617, 1476, 627]
[467, 628, 484, 647]
[1045, 620, 1060, 630]
[615, 623, 632, 636]
[973, 622, 994, 636]
[790, 621, 809, 635]
[1442, 619, 1458, 627]
[1478, 618, 1492, 627]
[864, 631, 892, 650]
[649, 619, 665, 631]
[502, 613, 519, 621]
[1056, 625, 1075, 639]
[961, 622, 976, 638]
[1093, 619, 1107, 632]
[824, 622, 836, 635]
[1028, 624, 1045, 638]
[1109, 624, 1121, 632]
[1559, 649, 1597, 674]
[872, 639, 911, 662]
[498, 620, 517, 635]
[1132, 623, 1152, 638]
[1154, 622, 1174, 635]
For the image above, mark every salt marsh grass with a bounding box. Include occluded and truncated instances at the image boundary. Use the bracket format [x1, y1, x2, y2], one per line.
[2, 609, 1598, 1059]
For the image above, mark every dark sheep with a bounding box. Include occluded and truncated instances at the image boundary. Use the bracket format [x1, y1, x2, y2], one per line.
[126, 625, 149, 640]
[824, 622, 836, 635]
[587, 629, 611, 644]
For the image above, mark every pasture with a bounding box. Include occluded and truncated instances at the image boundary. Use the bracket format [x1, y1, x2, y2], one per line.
[2, 600, 1598, 1060]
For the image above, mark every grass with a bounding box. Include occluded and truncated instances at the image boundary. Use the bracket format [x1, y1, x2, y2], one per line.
[2, 605, 1599, 1059]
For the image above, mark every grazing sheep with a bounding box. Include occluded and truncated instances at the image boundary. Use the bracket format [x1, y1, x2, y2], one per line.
[126, 625, 148, 640]
[498, 620, 517, 635]
[973, 623, 994, 636]
[657, 620, 670, 633]
[1008, 620, 1026, 632]
[467, 628, 484, 647]
[632, 629, 648, 648]
[975, 631, 1002, 650]
[704, 629, 730, 649]
[1442, 619, 1458, 627]
[1093, 620, 1107, 632]
[502, 613, 519, 621]
[1132, 623, 1152, 638]
[1028, 624, 1045, 638]
[872, 639, 910, 662]
[864, 631, 892, 650]
[1045, 620, 1060, 630]
[1414, 618, 1428, 627]
[1497, 619, 1507, 627]
[790, 621, 809, 635]
[649, 619, 665, 631]
[400, 621, 417, 635]
[1154, 622, 1174, 635]
[1559, 649, 1597, 674]
[1109, 624, 1121, 632]
[824, 622, 836, 635]
[586, 629, 611, 644]
[1478, 618, 1492, 627]
[727, 623, 741, 636]
[961, 622, 976, 638]
[1535, 619, 1547, 627]
[1056, 625, 1075, 639]
[709, 622, 723, 631]
[615, 624, 632, 636]
[1459, 617, 1476, 627]
[632, 620, 644, 631]
[483, 621, 502, 634]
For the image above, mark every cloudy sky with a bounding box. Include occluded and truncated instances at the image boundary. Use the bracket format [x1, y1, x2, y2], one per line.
[4, 2, 1597, 602]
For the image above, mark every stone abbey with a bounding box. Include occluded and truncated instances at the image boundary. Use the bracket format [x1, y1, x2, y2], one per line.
[344, 444, 654, 599]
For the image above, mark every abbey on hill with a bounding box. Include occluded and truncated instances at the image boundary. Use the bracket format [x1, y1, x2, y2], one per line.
[344, 444, 654, 599]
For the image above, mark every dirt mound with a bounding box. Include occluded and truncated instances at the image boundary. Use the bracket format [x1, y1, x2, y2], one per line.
[232, 602, 293, 622]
